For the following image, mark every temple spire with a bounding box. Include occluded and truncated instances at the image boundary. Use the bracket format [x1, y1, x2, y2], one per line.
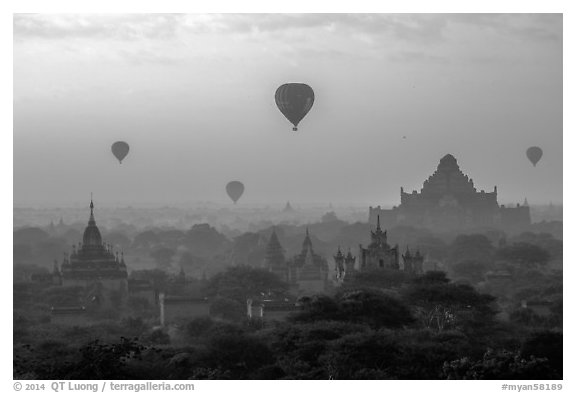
[89, 193, 95, 224]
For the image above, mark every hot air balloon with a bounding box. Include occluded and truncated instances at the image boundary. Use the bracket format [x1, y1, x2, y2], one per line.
[111, 141, 130, 164]
[275, 83, 315, 131]
[526, 146, 543, 167]
[226, 181, 244, 204]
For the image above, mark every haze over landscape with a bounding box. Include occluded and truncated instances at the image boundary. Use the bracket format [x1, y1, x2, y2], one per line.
[12, 13, 565, 383]
[14, 14, 562, 207]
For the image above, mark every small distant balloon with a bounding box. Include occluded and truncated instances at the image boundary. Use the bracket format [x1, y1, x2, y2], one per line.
[111, 141, 130, 164]
[226, 181, 244, 204]
[275, 83, 315, 131]
[526, 146, 543, 167]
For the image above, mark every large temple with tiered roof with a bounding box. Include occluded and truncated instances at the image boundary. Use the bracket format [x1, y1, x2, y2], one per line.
[54, 199, 128, 294]
[369, 154, 531, 231]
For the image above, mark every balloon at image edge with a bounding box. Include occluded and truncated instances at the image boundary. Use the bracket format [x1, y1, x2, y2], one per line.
[226, 181, 244, 204]
[275, 83, 315, 131]
[526, 146, 543, 167]
[111, 141, 130, 164]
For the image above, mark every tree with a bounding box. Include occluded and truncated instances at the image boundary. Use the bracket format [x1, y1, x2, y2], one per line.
[14, 227, 49, 245]
[13, 244, 32, 264]
[133, 230, 159, 248]
[184, 224, 231, 258]
[496, 242, 550, 267]
[178, 251, 205, 272]
[512, 232, 562, 260]
[105, 231, 132, 250]
[291, 290, 414, 329]
[520, 331, 562, 377]
[67, 338, 147, 379]
[337, 290, 414, 328]
[343, 268, 407, 290]
[403, 277, 497, 332]
[442, 348, 559, 380]
[230, 232, 266, 267]
[319, 330, 400, 379]
[415, 235, 448, 260]
[198, 331, 275, 379]
[150, 247, 176, 269]
[130, 269, 169, 292]
[448, 234, 494, 265]
[411, 270, 450, 285]
[210, 297, 245, 321]
[451, 259, 491, 283]
[206, 265, 288, 300]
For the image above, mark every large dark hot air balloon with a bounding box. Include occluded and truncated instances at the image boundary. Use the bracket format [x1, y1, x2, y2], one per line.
[111, 141, 130, 164]
[226, 181, 244, 204]
[526, 146, 543, 167]
[275, 83, 315, 131]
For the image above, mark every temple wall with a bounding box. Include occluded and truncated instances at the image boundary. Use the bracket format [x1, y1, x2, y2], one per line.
[369, 207, 397, 228]
[359, 247, 398, 270]
[129, 288, 157, 306]
[499, 206, 531, 229]
[51, 313, 89, 326]
[160, 298, 210, 326]
[297, 279, 326, 296]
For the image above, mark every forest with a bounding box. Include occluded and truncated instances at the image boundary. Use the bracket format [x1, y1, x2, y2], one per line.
[13, 216, 562, 380]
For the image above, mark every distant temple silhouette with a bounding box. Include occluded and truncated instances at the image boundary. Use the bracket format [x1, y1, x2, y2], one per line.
[334, 216, 423, 283]
[369, 154, 531, 231]
[263, 228, 328, 295]
[53, 198, 128, 304]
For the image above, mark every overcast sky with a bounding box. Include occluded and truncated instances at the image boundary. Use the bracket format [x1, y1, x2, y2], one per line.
[13, 14, 562, 207]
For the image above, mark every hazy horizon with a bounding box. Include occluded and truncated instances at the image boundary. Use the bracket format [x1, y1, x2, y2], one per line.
[14, 14, 563, 207]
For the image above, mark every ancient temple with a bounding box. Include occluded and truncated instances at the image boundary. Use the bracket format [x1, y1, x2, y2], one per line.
[359, 215, 400, 270]
[334, 219, 424, 282]
[263, 228, 329, 295]
[263, 228, 288, 281]
[55, 199, 128, 294]
[402, 247, 424, 275]
[283, 201, 294, 213]
[334, 247, 356, 283]
[370, 154, 531, 231]
[287, 228, 328, 295]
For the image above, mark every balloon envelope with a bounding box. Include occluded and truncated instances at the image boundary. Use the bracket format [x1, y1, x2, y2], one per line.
[111, 141, 130, 164]
[226, 181, 244, 203]
[526, 146, 543, 166]
[275, 83, 315, 131]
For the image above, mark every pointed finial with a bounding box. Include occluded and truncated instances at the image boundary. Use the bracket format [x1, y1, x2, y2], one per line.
[88, 193, 95, 224]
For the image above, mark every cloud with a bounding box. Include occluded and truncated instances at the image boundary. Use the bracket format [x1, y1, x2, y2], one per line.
[117, 48, 185, 66]
[14, 14, 186, 41]
[14, 13, 560, 45]
[448, 13, 562, 42]
[216, 14, 449, 44]
[13, 14, 449, 44]
[387, 50, 450, 65]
